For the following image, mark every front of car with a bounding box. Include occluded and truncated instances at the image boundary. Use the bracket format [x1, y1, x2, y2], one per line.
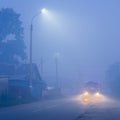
[81, 81, 102, 103]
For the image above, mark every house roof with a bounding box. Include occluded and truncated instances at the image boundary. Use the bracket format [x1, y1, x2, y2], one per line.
[0, 63, 42, 83]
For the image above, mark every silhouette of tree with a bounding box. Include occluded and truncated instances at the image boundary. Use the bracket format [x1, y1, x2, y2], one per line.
[0, 8, 27, 64]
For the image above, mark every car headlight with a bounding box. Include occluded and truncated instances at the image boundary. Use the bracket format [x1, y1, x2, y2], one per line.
[95, 92, 100, 96]
[83, 92, 88, 96]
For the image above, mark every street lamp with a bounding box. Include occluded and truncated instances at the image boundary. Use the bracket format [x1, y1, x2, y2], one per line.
[54, 52, 60, 89]
[29, 8, 47, 90]
[41, 8, 47, 14]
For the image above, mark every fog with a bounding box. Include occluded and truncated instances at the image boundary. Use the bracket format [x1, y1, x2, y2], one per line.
[1, 0, 120, 94]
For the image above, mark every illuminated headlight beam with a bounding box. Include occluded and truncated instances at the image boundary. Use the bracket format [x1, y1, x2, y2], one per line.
[95, 92, 100, 96]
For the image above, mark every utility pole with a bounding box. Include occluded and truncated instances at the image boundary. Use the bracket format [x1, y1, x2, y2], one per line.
[55, 56, 59, 89]
[29, 23, 33, 91]
[54, 52, 60, 90]
[40, 57, 44, 80]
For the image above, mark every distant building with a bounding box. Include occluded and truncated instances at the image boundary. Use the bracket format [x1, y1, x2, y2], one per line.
[0, 63, 46, 100]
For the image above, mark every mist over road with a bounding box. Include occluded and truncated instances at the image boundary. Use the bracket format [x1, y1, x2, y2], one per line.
[0, 95, 120, 120]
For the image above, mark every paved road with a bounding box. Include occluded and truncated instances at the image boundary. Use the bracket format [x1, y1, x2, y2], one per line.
[0, 95, 120, 120]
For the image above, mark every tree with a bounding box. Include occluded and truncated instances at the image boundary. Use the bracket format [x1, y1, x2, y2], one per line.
[106, 62, 120, 98]
[0, 8, 27, 64]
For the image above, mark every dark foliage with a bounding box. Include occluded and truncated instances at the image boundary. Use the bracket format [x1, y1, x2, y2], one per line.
[0, 8, 27, 64]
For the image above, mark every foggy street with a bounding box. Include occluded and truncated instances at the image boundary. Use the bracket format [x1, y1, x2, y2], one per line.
[0, 95, 120, 120]
[0, 0, 120, 120]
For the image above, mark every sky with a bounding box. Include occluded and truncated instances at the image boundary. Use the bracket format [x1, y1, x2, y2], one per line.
[0, 0, 120, 89]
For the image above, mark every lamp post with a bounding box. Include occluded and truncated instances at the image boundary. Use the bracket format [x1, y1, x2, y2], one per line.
[54, 52, 60, 90]
[29, 8, 47, 90]
[55, 56, 58, 89]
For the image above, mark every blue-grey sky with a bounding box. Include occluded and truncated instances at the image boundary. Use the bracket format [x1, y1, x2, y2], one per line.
[1, 0, 120, 87]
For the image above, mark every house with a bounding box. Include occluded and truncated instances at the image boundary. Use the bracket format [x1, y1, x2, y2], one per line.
[0, 63, 46, 100]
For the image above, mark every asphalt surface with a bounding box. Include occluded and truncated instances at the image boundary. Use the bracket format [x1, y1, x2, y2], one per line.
[0, 95, 120, 120]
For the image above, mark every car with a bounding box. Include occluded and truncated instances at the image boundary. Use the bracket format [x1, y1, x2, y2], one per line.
[81, 81, 101, 103]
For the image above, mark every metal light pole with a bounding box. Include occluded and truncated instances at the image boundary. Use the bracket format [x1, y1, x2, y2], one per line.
[29, 23, 33, 89]
[55, 56, 58, 89]
[40, 57, 44, 80]
[29, 8, 47, 91]
[54, 52, 60, 90]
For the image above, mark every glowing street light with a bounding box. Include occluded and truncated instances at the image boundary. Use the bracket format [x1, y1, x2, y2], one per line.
[29, 8, 47, 91]
[41, 8, 47, 14]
